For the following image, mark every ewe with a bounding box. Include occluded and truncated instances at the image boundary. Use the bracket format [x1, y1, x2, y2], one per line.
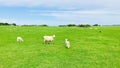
[43, 35, 55, 44]
[17, 37, 24, 43]
[65, 39, 70, 48]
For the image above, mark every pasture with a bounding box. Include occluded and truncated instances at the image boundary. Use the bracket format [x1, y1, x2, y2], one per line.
[0, 26, 120, 68]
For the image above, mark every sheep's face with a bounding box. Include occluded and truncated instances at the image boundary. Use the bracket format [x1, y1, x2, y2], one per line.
[65, 39, 68, 41]
[17, 37, 23, 42]
[53, 35, 55, 38]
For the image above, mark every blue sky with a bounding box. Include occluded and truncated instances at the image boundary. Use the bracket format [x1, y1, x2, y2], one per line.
[0, 0, 120, 26]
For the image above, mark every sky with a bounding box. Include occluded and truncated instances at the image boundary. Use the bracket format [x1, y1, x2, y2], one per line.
[0, 0, 120, 26]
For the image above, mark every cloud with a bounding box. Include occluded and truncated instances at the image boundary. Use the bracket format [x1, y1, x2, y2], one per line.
[0, 0, 120, 10]
[30, 10, 120, 19]
[0, 0, 120, 25]
[28, 9, 120, 25]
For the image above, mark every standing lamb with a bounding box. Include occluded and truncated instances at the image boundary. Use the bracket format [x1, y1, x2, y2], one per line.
[17, 36, 24, 43]
[65, 39, 70, 48]
[43, 35, 55, 44]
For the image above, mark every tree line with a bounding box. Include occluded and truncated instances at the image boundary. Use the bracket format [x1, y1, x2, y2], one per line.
[0, 22, 16, 26]
[0, 22, 100, 27]
[59, 24, 100, 27]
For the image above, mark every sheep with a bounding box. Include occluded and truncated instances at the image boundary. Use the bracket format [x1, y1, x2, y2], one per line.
[65, 39, 70, 48]
[17, 36, 24, 43]
[43, 35, 55, 44]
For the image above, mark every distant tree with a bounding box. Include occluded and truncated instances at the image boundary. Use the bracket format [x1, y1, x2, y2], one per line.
[0, 23, 3, 25]
[4, 23, 9, 25]
[0, 22, 17, 26]
[0, 22, 10, 26]
[11, 23, 16, 26]
[77, 24, 91, 27]
[93, 24, 99, 26]
[21, 25, 37, 26]
[67, 24, 76, 27]
[59, 25, 67, 27]
[38, 24, 48, 27]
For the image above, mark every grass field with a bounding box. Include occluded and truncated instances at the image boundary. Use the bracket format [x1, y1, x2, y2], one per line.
[0, 26, 120, 68]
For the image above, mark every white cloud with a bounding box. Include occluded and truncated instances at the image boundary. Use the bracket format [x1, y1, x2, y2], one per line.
[30, 10, 120, 18]
[29, 10, 120, 25]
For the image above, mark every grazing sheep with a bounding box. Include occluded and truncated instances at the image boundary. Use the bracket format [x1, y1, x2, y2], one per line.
[43, 35, 55, 44]
[65, 39, 70, 48]
[17, 37, 24, 43]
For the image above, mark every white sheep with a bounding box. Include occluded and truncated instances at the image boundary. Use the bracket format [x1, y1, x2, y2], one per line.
[65, 39, 70, 48]
[43, 35, 55, 44]
[17, 36, 24, 43]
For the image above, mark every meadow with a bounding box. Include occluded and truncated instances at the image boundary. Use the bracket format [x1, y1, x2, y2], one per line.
[0, 26, 120, 68]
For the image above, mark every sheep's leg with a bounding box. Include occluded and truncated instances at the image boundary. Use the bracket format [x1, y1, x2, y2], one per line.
[20, 40, 22, 43]
[44, 40, 48, 44]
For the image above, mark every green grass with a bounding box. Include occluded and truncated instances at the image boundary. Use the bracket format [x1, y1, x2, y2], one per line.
[0, 26, 120, 68]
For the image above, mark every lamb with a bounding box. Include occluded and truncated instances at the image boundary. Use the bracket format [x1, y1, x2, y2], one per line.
[65, 39, 70, 48]
[17, 36, 24, 43]
[43, 35, 55, 44]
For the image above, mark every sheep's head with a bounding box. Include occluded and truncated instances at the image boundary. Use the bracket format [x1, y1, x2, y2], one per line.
[65, 39, 68, 41]
[53, 35, 56, 38]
